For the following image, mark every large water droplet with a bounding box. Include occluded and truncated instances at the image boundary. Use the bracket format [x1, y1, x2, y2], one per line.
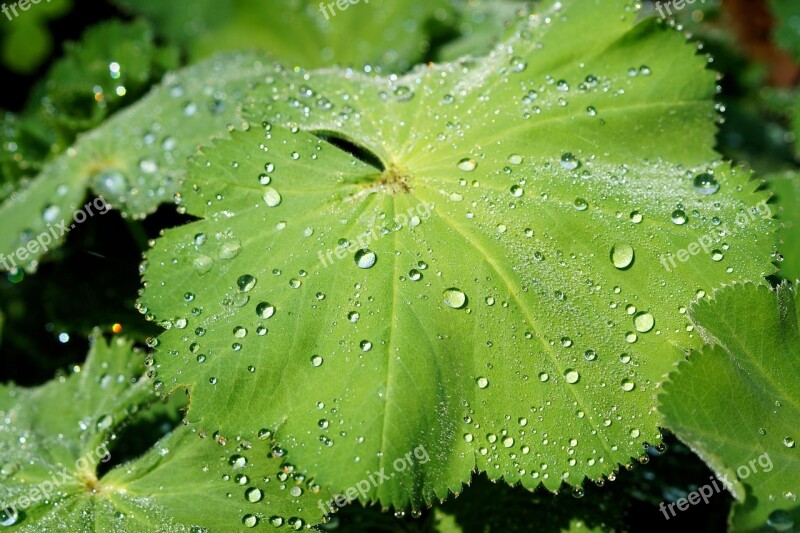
[457, 158, 477, 172]
[263, 187, 282, 207]
[693, 173, 719, 195]
[633, 312, 654, 333]
[237, 274, 257, 292]
[355, 249, 377, 269]
[564, 369, 580, 384]
[443, 288, 467, 309]
[256, 302, 275, 319]
[611, 243, 634, 269]
[560, 153, 580, 170]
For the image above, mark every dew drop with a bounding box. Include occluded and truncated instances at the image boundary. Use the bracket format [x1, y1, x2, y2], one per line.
[443, 288, 467, 309]
[671, 209, 687, 225]
[476, 377, 489, 389]
[611, 243, 634, 269]
[693, 173, 720, 195]
[256, 302, 275, 319]
[560, 152, 580, 170]
[633, 312, 654, 333]
[355, 249, 377, 269]
[457, 158, 477, 172]
[564, 369, 580, 384]
[784, 436, 796, 448]
[237, 274, 257, 292]
[263, 187, 282, 207]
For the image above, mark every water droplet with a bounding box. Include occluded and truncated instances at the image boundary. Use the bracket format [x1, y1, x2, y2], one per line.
[355, 249, 377, 269]
[560, 153, 580, 170]
[193, 255, 214, 275]
[256, 302, 275, 319]
[671, 209, 687, 225]
[621, 379, 635, 392]
[476, 377, 489, 389]
[510, 185, 524, 197]
[539, 372, 550, 382]
[360, 340, 372, 352]
[574, 198, 588, 211]
[347, 311, 360, 322]
[711, 250, 724, 262]
[242, 514, 259, 528]
[42, 204, 61, 223]
[633, 312, 654, 333]
[611, 243, 634, 269]
[443, 288, 467, 309]
[0, 508, 19, 526]
[510, 56, 527, 72]
[245, 487, 263, 503]
[263, 187, 282, 207]
[502, 436, 515, 447]
[784, 436, 796, 448]
[693, 173, 719, 195]
[564, 369, 580, 384]
[584, 350, 597, 361]
[96, 414, 113, 430]
[237, 274, 257, 292]
[457, 158, 477, 172]
[766, 510, 794, 531]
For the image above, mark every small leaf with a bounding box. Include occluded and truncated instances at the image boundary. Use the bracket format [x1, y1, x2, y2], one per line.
[0, 51, 270, 272]
[659, 283, 800, 531]
[112, 0, 455, 71]
[767, 170, 800, 281]
[0, 334, 323, 530]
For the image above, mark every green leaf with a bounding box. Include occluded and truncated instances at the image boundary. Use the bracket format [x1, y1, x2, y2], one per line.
[43, 19, 178, 135]
[0, 51, 270, 272]
[434, 0, 527, 63]
[771, 0, 800, 61]
[659, 283, 800, 531]
[767, 170, 800, 281]
[141, 0, 776, 515]
[0, 334, 323, 530]
[112, 0, 454, 72]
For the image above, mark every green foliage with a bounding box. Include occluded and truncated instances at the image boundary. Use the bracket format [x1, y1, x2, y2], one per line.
[767, 171, 800, 281]
[42, 19, 179, 137]
[139, 0, 775, 520]
[0, 51, 270, 271]
[112, 0, 455, 71]
[0, 334, 323, 531]
[660, 283, 800, 531]
[772, 0, 800, 61]
[0, 0, 72, 73]
[0, 0, 796, 530]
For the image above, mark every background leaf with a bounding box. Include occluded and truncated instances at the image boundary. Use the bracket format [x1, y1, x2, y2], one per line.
[659, 283, 800, 531]
[0, 334, 324, 530]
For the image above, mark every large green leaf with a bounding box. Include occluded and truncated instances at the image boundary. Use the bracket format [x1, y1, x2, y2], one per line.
[112, 0, 454, 72]
[767, 170, 800, 281]
[0, 334, 323, 530]
[141, 0, 776, 516]
[0, 51, 270, 272]
[659, 284, 799, 532]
